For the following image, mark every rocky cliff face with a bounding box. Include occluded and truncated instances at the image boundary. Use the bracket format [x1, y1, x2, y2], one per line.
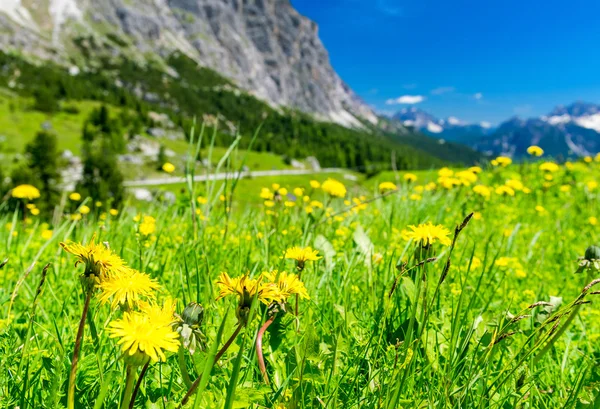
[0, 0, 377, 127]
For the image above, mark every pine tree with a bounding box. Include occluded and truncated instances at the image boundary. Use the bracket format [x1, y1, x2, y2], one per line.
[157, 144, 168, 170]
[24, 131, 61, 212]
[77, 110, 125, 208]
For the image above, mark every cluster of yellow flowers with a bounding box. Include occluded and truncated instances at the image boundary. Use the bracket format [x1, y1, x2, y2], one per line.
[60, 235, 179, 365]
[260, 179, 348, 215]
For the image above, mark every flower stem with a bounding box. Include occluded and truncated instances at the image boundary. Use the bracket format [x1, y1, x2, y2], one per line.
[256, 315, 276, 384]
[129, 362, 149, 409]
[178, 347, 193, 388]
[180, 324, 243, 407]
[120, 365, 136, 409]
[67, 287, 93, 409]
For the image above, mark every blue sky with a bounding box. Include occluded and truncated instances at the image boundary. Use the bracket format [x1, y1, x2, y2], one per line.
[291, 0, 600, 125]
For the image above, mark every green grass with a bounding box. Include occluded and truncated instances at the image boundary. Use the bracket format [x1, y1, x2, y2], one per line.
[151, 171, 364, 205]
[0, 92, 300, 182]
[0, 92, 103, 155]
[1, 138, 600, 408]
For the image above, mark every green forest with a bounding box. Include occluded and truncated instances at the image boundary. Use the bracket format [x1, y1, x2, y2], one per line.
[0, 42, 481, 173]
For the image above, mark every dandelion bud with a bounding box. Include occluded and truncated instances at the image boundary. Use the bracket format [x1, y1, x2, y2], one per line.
[576, 245, 600, 274]
[584, 245, 600, 261]
[181, 302, 204, 327]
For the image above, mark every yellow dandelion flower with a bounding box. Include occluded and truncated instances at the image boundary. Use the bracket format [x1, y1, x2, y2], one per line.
[402, 222, 452, 247]
[473, 185, 491, 199]
[79, 205, 91, 215]
[139, 216, 156, 236]
[293, 187, 304, 197]
[310, 200, 324, 209]
[495, 186, 515, 196]
[535, 205, 547, 214]
[527, 146, 544, 156]
[495, 156, 512, 167]
[560, 185, 571, 193]
[264, 270, 310, 302]
[456, 170, 478, 185]
[215, 272, 280, 307]
[69, 192, 82, 201]
[321, 178, 347, 198]
[138, 298, 178, 327]
[404, 173, 418, 182]
[97, 269, 160, 309]
[260, 188, 274, 200]
[438, 167, 454, 177]
[109, 209, 119, 216]
[108, 310, 179, 364]
[468, 166, 482, 174]
[584, 156, 593, 163]
[539, 162, 559, 172]
[162, 162, 175, 173]
[30, 208, 40, 216]
[589, 217, 598, 226]
[310, 180, 321, 189]
[379, 181, 398, 193]
[284, 246, 322, 263]
[409, 193, 422, 201]
[12, 184, 40, 200]
[60, 235, 128, 280]
[264, 200, 275, 208]
[505, 179, 524, 191]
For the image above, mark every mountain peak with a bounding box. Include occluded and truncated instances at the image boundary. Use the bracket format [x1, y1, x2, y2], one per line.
[549, 101, 600, 117]
[0, 0, 374, 128]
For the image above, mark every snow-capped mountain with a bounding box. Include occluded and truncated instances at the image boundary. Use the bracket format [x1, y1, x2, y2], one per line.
[541, 102, 600, 132]
[392, 108, 494, 141]
[474, 102, 600, 157]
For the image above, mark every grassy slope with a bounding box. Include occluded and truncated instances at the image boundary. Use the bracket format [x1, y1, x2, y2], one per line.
[0, 91, 294, 180]
[0, 91, 103, 154]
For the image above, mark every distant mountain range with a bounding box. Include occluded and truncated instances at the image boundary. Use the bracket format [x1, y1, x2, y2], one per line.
[392, 108, 494, 143]
[391, 102, 600, 158]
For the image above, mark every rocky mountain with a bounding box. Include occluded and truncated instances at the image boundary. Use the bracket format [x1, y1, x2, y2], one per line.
[0, 0, 377, 127]
[392, 107, 493, 141]
[475, 102, 600, 158]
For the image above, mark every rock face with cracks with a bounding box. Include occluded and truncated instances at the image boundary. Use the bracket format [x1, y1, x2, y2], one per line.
[0, 0, 378, 128]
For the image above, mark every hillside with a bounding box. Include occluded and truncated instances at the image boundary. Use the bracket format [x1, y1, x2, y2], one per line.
[0, 50, 482, 175]
[0, 0, 375, 126]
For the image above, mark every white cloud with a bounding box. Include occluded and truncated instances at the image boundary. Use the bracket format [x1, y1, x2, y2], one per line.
[431, 86, 455, 95]
[447, 116, 463, 125]
[480, 121, 492, 129]
[473, 92, 483, 100]
[385, 95, 425, 105]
